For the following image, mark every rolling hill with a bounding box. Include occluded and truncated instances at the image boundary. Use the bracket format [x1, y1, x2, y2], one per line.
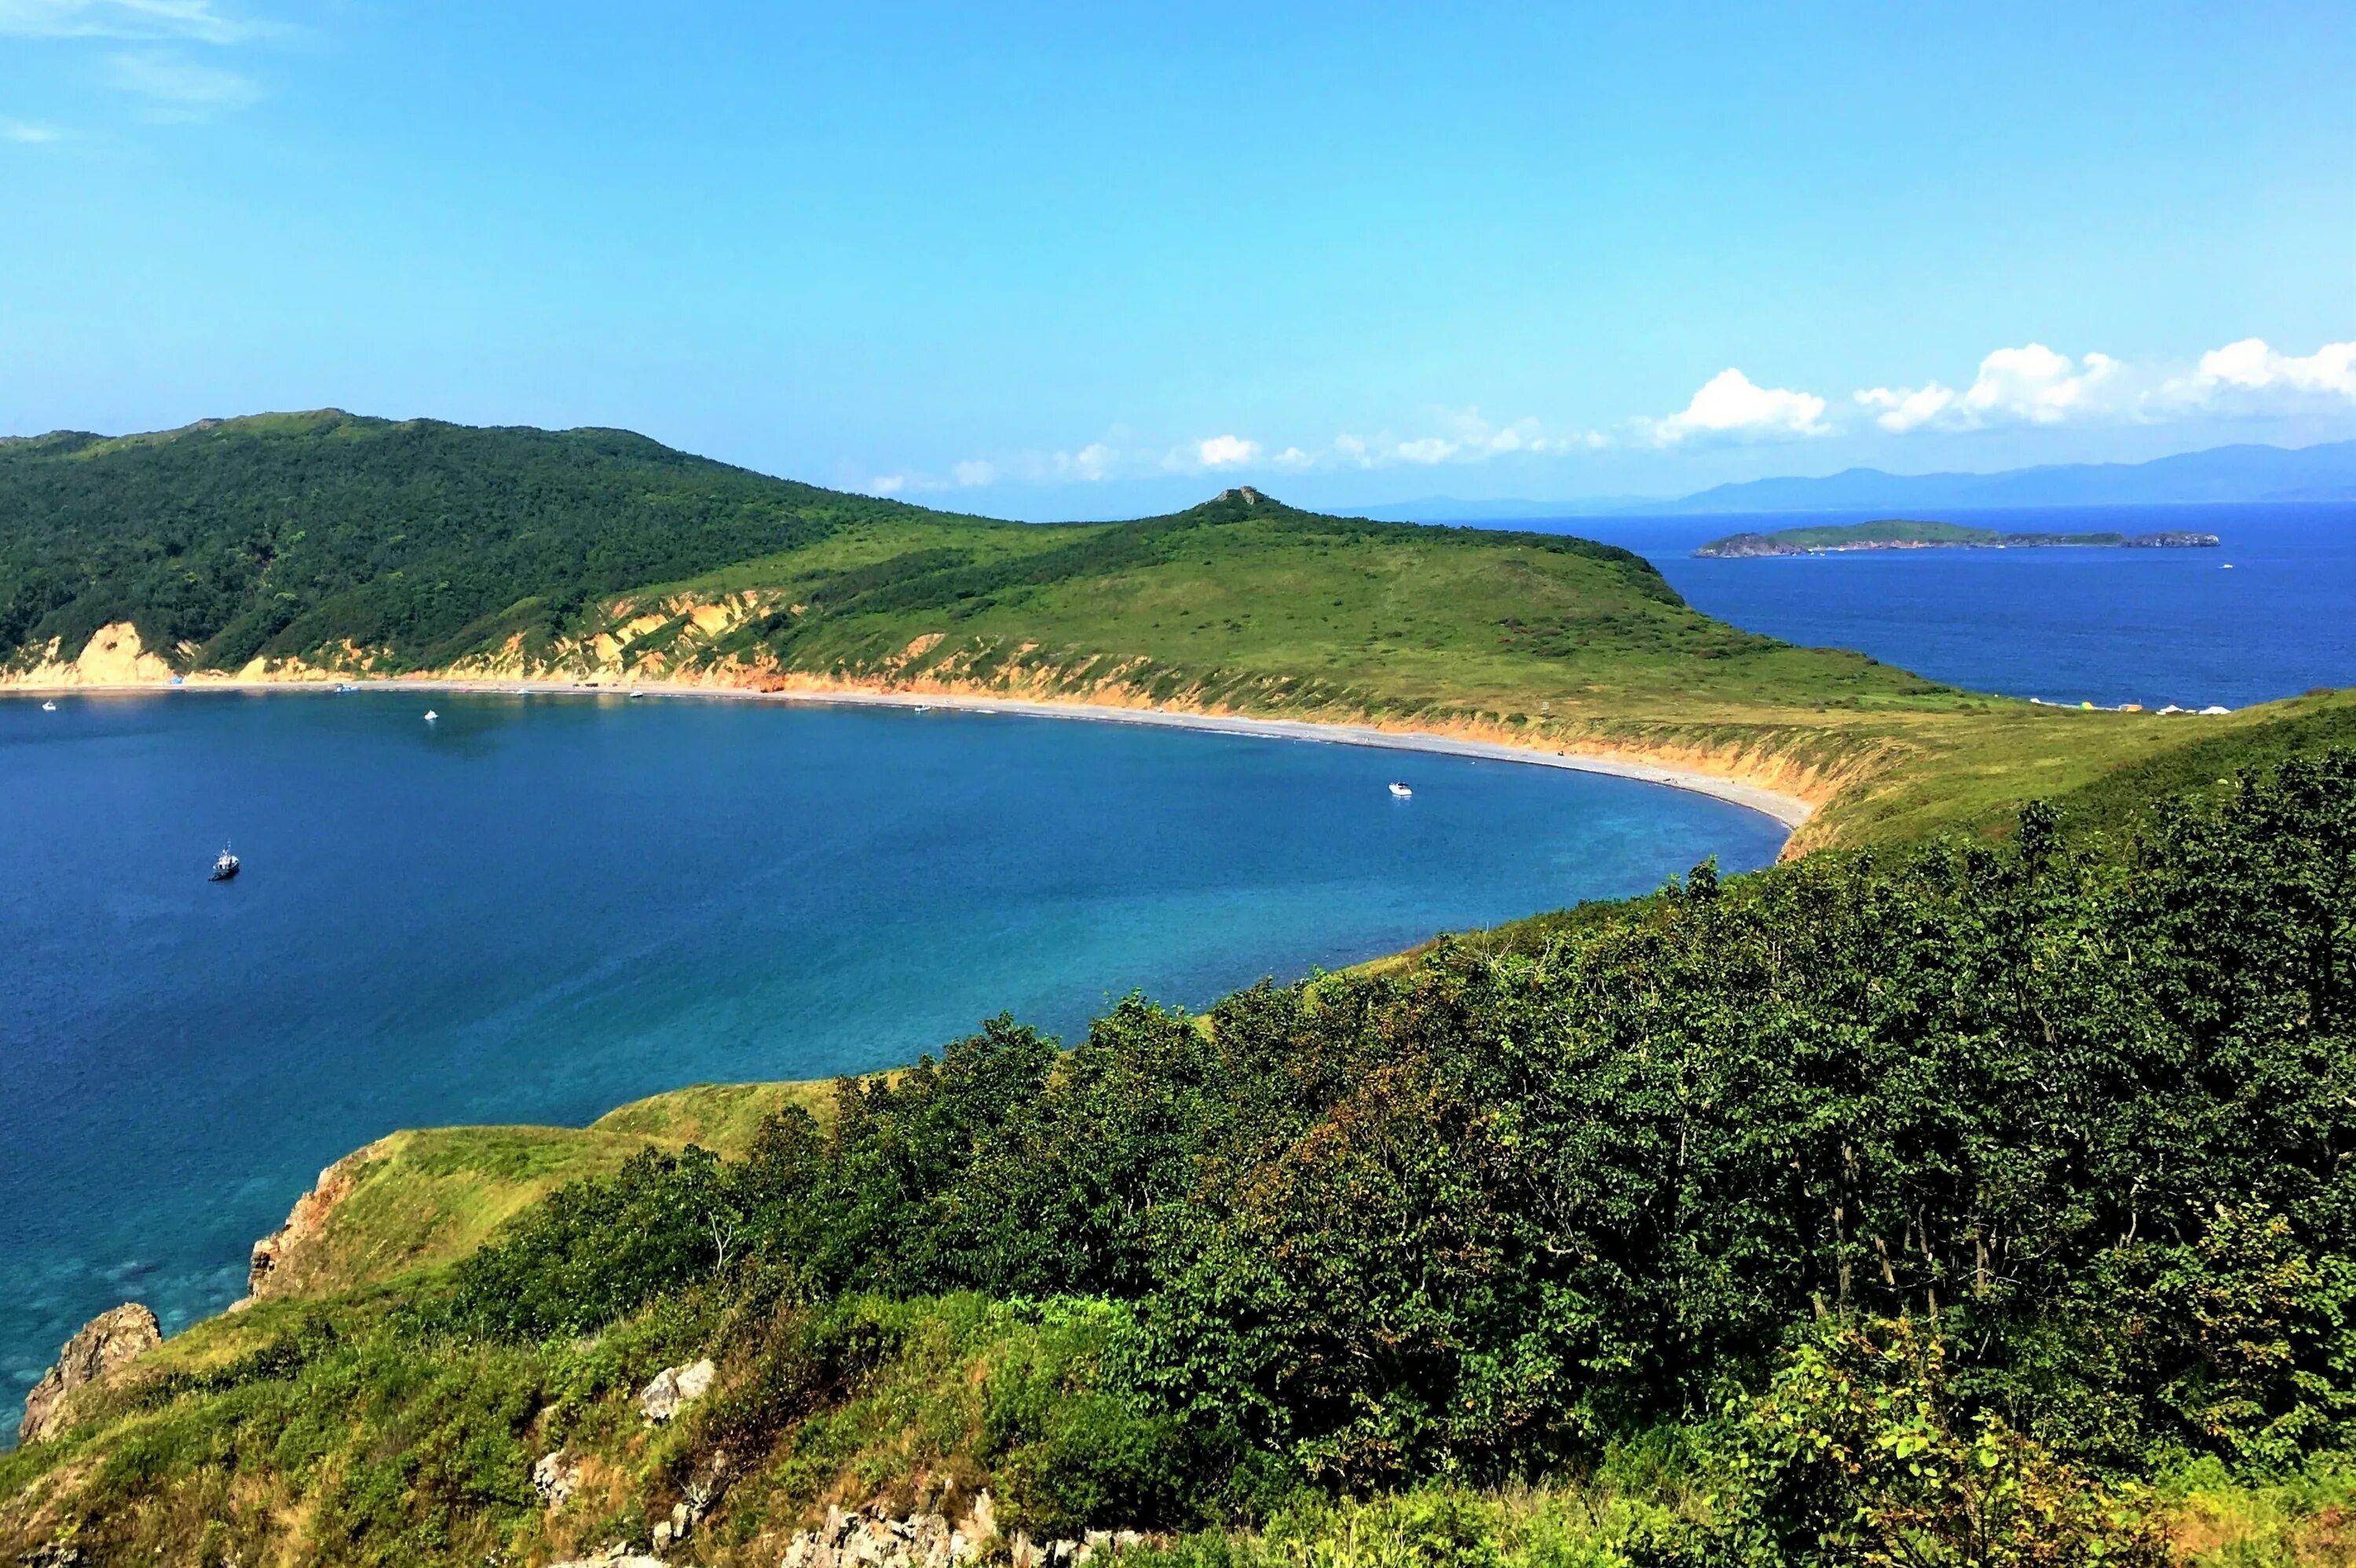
[5, 410, 2345, 852]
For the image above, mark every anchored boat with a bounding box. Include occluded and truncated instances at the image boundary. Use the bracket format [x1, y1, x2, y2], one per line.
[210, 844, 240, 882]
[1388, 782, 1414, 799]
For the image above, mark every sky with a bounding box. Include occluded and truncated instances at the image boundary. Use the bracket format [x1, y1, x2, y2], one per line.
[2, 1, 2352, 519]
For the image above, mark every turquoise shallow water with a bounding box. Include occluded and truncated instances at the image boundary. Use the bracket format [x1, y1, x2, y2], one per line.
[0, 691, 1785, 1413]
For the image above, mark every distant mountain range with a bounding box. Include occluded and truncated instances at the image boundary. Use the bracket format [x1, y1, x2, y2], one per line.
[1359, 439, 2356, 521]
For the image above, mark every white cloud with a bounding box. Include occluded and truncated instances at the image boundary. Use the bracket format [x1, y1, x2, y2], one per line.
[950, 459, 996, 488]
[1649, 368, 1830, 445]
[1859, 338, 2356, 433]
[1394, 437, 1456, 464]
[1857, 343, 2129, 432]
[869, 474, 907, 495]
[104, 48, 259, 113]
[1066, 443, 1114, 481]
[2, 118, 63, 141]
[1194, 434, 1259, 469]
[2192, 338, 2356, 399]
[0, 0, 254, 41]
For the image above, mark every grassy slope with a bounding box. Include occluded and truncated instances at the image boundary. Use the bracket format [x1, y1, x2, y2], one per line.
[3, 412, 2318, 853]
[621, 490, 2265, 851]
[232, 1081, 827, 1311]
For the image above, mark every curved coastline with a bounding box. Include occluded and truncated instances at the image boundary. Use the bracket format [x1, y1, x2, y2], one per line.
[7, 674, 1814, 835]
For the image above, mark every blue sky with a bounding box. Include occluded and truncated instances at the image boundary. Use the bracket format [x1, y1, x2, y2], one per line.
[2, 1, 2351, 517]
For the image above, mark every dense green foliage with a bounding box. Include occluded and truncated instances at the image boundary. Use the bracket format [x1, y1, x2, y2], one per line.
[10, 750, 2356, 1560]
[0, 411, 956, 671]
[402, 751, 2356, 1547]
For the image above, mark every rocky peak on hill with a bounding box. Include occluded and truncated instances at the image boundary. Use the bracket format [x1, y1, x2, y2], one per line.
[18, 1303, 160, 1444]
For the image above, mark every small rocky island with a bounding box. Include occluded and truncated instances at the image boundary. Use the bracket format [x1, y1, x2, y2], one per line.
[1695, 518, 2222, 557]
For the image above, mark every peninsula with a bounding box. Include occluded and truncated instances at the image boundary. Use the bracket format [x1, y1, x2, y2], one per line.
[1694, 517, 2222, 557]
[0, 411, 2284, 853]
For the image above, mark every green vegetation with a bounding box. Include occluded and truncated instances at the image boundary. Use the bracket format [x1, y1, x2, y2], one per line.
[0, 411, 991, 674]
[1696, 517, 2224, 555]
[1696, 518, 2008, 554]
[9, 750, 2356, 1563]
[6, 410, 2311, 855]
[1694, 518, 2222, 557]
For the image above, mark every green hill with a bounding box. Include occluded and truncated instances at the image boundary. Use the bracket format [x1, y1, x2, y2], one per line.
[6, 411, 2324, 853]
[0, 411, 989, 674]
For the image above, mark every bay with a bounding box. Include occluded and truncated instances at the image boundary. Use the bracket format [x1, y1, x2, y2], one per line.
[0, 691, 1785, 1409]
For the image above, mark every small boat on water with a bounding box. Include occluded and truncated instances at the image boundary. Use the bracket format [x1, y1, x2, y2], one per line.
[1388, 781, 1414, 799]
[335, 683, 359, 693]
[41, 699, 57, 711]
[913, 704, 931, 713]
[629, 689, 646, 700]
[423, 709, 439, 722]
[210, 844, 240, 882]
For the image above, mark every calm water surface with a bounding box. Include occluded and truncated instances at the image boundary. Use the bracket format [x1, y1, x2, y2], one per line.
[0, 693, 1785, 1408]
[1557, 503, 2356, 711]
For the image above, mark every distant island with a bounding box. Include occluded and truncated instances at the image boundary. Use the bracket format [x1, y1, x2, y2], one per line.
[1695, 518, 2222, 558]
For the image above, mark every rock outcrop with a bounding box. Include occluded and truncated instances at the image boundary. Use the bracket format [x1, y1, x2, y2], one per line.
[533, 1449, 582, 1509]
[777, 1501, 1147, 1568]
[17, 1303, 162, 1444]
[779, 1504, 981, 1568]
[240, 1140, 386, 1305]
[637, 1358, 716, 1422]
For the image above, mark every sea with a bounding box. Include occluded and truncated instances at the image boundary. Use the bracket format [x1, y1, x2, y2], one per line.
[1554, 502, 2356, 711]
[0, 694, 1783, 1413]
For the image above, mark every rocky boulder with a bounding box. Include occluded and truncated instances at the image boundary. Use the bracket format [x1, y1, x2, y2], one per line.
[533, 1449, 582, 1509]
[779, 1504, 979, 1568]
[17, 1303, 162, 1444]
[637, 1358, 716, 1422]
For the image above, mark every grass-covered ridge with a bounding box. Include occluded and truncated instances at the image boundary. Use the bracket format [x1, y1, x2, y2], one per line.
[1, 411, 2326, 853]
[8, 748, 2356, 1564]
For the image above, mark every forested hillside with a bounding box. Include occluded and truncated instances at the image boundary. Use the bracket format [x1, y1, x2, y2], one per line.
[11, 409, 2328, 853]
[9, 750, 2355, 1564]
[0, 411, 977, 673]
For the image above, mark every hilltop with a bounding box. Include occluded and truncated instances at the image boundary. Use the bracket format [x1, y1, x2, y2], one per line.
[0, 411, 2332, 851]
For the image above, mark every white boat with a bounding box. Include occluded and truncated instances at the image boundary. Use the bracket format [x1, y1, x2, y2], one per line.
[210, 843, 240, 882]
[628, 689, 646, 700]
[335, 682, 359, 693]
[41, 699, 57, 711]
[1388, 781, 1414, 799]
[423, 709, 439, 722]
[913, 704, 931, 713]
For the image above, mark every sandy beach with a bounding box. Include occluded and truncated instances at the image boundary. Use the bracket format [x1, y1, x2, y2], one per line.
[5, 674, 1816, 833]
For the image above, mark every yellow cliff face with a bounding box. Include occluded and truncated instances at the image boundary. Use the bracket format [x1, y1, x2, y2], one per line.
[0, 622, 177, 687]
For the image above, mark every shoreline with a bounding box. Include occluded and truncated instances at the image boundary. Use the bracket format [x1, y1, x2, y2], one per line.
[5, 674, 1816, 832]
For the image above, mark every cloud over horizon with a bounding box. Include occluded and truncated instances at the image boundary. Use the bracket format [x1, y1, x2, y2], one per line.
[1646, 369, 1831, 446]
[857, 336, 2355, 503]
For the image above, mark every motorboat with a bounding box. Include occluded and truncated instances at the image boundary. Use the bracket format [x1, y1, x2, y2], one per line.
[41, 699, 57, 711]
[1388, 781, 1414, 799]
[423, 709, 439, 722]
[335, 683, 359, 693]
[210, 844, 240, 882]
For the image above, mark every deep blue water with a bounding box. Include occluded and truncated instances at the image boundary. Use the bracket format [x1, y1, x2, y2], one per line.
[1546, 503, 2356, 711]
[0, 692, 1785, 1412]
